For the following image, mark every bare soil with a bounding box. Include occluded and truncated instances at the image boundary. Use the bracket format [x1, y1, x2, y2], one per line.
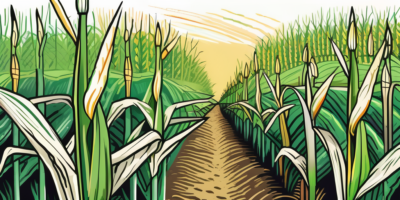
[166, 106, 298, 200]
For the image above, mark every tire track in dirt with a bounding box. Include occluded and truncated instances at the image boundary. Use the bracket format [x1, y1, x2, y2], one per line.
[166, 106, 297, 200]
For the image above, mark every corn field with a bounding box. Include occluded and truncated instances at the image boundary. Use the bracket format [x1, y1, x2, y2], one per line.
[221, 6, 400, 200]
[0, 6, 213, 94]
[256, 7, 400, 76]
[0, 1, 215, 200]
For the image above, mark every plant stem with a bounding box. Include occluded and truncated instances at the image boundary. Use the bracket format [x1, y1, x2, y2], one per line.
[13, 123, 19, 200]
[74, 13, 90, 200]
[37, 42, 46, 200]
[151, 174, 158, 200]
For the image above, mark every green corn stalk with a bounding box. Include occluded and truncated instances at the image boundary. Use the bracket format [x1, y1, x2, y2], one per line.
[10, 6, 20, 200]
[383, 21, 393, 153]
[75, 2, 91, 199]
[301, 44, 309, 85]
[150, 23, 164, 200]
[36, 9, 48, 200]
[51, 0, 122, 199]
[347, 8, 360, 199]
[123, 13, 136, 200]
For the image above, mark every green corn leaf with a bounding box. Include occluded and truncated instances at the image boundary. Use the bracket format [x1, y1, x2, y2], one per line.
[89, 104, 112, 200]
[349, 121, 370, 200]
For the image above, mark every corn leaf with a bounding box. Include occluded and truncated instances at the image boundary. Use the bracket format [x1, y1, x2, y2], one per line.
[349, 121, 370, 200]
[225, 101, 261, 118]
[0, 89, 78, 199]
[164, 98, 211, 130]
[262, 72, 280, 106]
[107, 98, 154, 128]
[355, 139, 400, 199]
[261, 108, 275, 121]
[0, 147, 37, 173]
[290, 87, 316, 200]
[311, 73, 336, 121]
[331, 39, 349, 77]
[29, 95, 72, 107]
[49, 0, 77, 42]
[111, 131, 161, 194]
[169, 117, 204, 126]
[126, 121, 146, 143]
[89, 104, 113, 200]
[314, 128, 346, 200]
[264, 104, 294, 133]
[275, 147, 308, 185]
[150, 120, 205, 177]
[349, 42, 385, 136]
[85, 4, 122, 119]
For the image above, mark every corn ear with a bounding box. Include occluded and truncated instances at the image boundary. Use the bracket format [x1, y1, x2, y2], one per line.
[76, 0, 89, 14]
[244, 63, 249, 78]
[302, 44, 309, 63]
[275, 56, 281, 74]
[310, 57, 318, 78]
[368, 23, 374, 56]
[348, 7, 357, 51]
[10, 6, 19, 93]
[36, 9, 44, 46]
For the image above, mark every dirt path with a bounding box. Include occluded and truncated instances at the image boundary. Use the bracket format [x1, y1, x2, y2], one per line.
[166, 106, 298, 200]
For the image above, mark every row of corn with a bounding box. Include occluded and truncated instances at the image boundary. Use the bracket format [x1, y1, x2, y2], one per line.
[0, 0, 213, 200]
[256, 7, 399, 77]
[0, 6, 213, 94]
[221, 7, 400, 200]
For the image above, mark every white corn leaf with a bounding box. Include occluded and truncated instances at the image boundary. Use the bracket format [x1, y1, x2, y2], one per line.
[150, 120, 206, 177]
[349, 42, 386, 136]
[169, 117, 204, 126]
[331, 39, 349, 77]
[225, 104, 253, 122]
[0, 89, 78, 199]
[225, 101, 261, 118]
[126, 121, 146, 143]
[275, 147, 308, 185]
[0, 147, 37, 173]
[84, 4, 122, 119]
[30, 95, 72, 108]
[290, 87, 316, 192]
[311, 73, 336, 121]
[355, 143, 400, 199]
[261, 108, 275, 121]
[314, 128, 346, 200]
[262, 72, 280, 106]
[264, 104, 294, 133]
[0, 135, 76, 173]
[164, 98, 211, 130]
[107, 98, 154, 128]
[111, 131, 162, 194]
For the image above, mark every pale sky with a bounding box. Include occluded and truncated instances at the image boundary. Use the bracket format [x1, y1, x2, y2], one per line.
[1, 0, 399, 98]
